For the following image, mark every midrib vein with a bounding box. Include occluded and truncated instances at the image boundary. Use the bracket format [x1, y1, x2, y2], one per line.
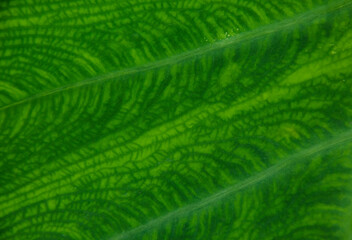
[109, 128, 352, 240]
[1, 0, 351, 111]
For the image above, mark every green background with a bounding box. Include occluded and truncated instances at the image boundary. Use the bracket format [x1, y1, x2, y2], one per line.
[1, 0, 352, 239]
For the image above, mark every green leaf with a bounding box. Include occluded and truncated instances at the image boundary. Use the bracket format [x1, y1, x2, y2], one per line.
[1, 0, 352, 239]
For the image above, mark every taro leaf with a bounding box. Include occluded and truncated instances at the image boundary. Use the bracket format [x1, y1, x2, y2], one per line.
[1, 0, 352, 239]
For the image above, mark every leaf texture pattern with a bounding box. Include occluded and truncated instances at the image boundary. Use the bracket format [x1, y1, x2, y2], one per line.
[1, 0, 352, 239]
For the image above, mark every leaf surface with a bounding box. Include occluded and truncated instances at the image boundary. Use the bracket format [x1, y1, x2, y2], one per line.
[1, 0, 352, 239]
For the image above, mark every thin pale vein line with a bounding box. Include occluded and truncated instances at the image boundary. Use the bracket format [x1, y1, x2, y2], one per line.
[110, 129, 352, 240]
[1, 0, 351, 112]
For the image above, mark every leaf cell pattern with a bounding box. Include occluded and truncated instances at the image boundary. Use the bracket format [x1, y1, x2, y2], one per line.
[1, 0, 352, 240]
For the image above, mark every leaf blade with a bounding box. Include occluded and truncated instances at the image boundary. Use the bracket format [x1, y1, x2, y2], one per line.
[1, 0, 352, 239]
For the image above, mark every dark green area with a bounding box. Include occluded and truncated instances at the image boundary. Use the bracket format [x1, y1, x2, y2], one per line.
[0, 0, 352, 239]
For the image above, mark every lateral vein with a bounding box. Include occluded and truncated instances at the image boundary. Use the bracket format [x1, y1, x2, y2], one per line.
[1, 0, 351, 111]
[109, 128, 352, 240]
